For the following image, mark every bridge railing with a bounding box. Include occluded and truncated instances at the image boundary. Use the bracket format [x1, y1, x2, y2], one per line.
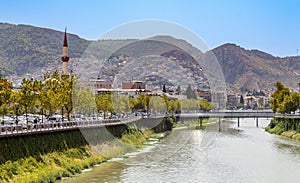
[0, 116, 142, 136]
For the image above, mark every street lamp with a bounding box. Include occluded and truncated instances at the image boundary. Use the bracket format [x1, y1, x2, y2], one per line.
[15, 103, 19, 125]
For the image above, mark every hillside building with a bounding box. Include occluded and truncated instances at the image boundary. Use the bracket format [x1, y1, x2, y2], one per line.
[122, 80, 146, 90]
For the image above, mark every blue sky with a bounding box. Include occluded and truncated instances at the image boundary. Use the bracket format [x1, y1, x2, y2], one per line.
[1, 0, 300, 57]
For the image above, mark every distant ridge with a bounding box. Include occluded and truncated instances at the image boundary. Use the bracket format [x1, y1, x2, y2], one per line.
[0, 23, 90, 76]
[210, 43, 300, 90]
[0, 22, 300, 91]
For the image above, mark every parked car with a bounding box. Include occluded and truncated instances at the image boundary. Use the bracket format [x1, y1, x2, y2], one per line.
[17, 120, 34, 130]
[48, 115, 63, 123]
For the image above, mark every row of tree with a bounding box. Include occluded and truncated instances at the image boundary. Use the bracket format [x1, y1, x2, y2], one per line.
[270, 82, 300, 114]
[0, 70, 74, 123]
[0, 71, 213, 123]
[93, 93, 213, 118]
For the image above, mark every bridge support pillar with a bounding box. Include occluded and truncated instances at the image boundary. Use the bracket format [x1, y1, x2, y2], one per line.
[237, 117, 240, 127]
[199, 117, 203, 129]
[256, 117, 259, 127]
[219, 117, 221, 131]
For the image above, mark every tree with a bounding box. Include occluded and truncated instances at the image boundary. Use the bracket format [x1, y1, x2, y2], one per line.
[199, 99, 212, 112]
[95, 93, 113, 118]
[60, 71, 77, 121]
[128, 96, 140, 112]
[111, 95, 130, 114]
[236, 102, 244, 109]
[10, 91, 21, 124]
[176, 85, 181, 95]
[162, 84, 167, 93]
[167, 99, 180, 113]
[149, 96, 166, 114]
[34, 80, 47, 122]
[43, 71, 62, 116]
[75, 88, 96, 117]
[180, 98, 199, 112]
[240, 95, 244, 105]
[270, 82, 290, 113]
[19, 78, 35, 123]
[0, 78, 13, 117]
[137, 94, 150, 113]
[280, 92, 300, 114]
[186, 84, 196, 99]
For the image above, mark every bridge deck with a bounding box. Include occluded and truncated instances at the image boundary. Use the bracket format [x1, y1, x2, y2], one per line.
[1, 111, 299, 137]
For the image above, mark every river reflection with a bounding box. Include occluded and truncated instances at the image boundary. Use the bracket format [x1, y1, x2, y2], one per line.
[62, 118, 300, 183]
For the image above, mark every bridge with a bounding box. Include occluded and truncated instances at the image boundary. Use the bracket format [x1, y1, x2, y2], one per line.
[178, 110, 277, 128]
[1, 110, 299, 137]
[179, 110, 275, 118]
[177, 110, 300, 128]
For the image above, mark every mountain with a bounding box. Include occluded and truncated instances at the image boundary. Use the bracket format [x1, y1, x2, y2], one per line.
[0, 23, 90, 76]
[88, 38, 207, 89]
[210, 43, 300, 91]
[1, 22, 300, 91]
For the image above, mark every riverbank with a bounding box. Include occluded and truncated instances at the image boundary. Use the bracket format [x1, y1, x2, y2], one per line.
[0, 126, 154, 183]
[53, 118, 300, 182]
[265, 118, 300, 141]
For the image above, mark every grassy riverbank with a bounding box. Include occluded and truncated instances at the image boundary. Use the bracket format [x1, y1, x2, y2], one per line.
[265, 119, 300, 141]
[0, 126, 154, 183]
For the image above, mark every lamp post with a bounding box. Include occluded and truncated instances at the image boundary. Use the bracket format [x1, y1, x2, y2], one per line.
[15, 103, 19, 125]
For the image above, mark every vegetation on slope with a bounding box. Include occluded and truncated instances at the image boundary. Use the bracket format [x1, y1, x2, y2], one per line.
[266, 81, 300, 141]
[0, 23, 90, 76]
[0, 125, 154, 183]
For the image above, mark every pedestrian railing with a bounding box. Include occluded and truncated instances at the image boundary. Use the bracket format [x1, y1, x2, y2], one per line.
[0, 116, 142, 136]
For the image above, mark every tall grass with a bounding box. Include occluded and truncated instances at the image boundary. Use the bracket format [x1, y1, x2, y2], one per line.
[265, 118, 300, 141]
[0, 125, 154, 183]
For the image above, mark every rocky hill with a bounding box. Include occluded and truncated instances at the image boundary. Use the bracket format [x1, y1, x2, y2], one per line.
[0, 23, 90, 76]
[86, 39, 207, 90]
[210, 43, 300, 91]
[0, 22, 300, 91]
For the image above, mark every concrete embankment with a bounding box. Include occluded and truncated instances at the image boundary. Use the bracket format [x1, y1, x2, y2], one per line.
[0, 117, 174, 182]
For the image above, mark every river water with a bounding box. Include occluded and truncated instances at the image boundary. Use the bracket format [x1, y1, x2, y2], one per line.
[62, 118, 300, 183]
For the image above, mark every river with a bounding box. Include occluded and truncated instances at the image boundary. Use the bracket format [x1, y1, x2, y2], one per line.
[61, 118, 300, 183]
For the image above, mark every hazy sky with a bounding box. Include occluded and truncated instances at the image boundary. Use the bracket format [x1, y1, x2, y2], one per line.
[1, 0, 300, 57]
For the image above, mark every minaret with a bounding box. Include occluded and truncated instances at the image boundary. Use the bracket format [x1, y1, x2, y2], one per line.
[61, 28, 69, 76]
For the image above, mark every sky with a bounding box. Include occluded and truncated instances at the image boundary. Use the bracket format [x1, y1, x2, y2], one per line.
[1, 0, 300, 57]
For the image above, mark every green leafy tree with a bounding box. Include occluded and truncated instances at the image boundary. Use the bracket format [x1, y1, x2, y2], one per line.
[181, 98, 199, 112]
[75, 88, 96, 117]
[34, 80, 47, 122]
[95, 93, 113, 118]
[167, 99, 181, 113]
[236, 102, 244, 109]
[19, 78, 35, 123]
[111, 95, 130, 114]
[60, 72, 77, 121]
[137, 94, 150, 113]
[9, 91, 21, 123]
[128, 96, 140, 112]
[149, 96, 166, 114]
[43, 70, 62, 116]
[0, 78, 12, 117]
[199, 99, 212, 112]
[280, 92, 300, 114]
[270, 82, 290, 113]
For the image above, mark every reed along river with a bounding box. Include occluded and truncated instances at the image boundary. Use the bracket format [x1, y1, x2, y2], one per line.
[61, 118, 300, 183]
